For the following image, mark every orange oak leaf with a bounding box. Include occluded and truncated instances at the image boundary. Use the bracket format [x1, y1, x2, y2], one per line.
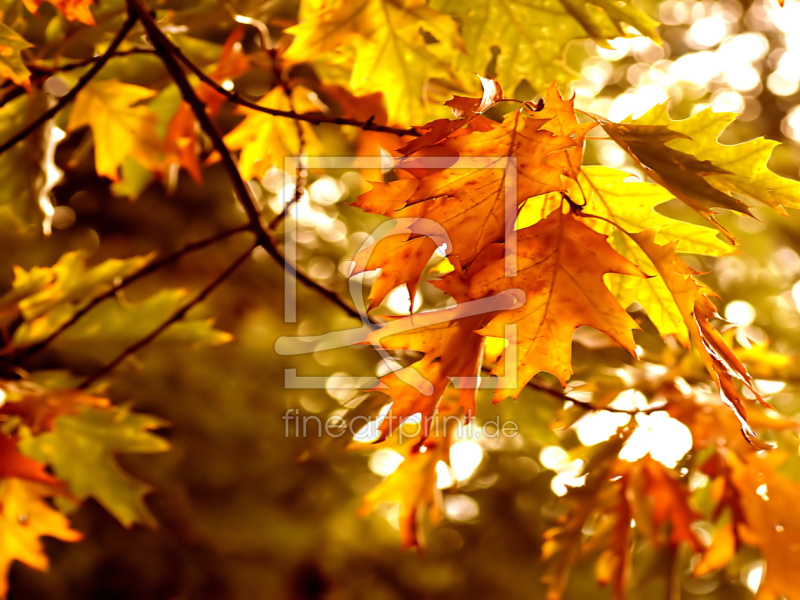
[315, 85, 412, 182]
[542, 428, 633, 599]
[437, 208, 644, 400]
[363, 306, 491, 438]
[359, 409, 459, 547]
[22, 0, 95, 25]
[723, 449, 800, 600]
[0, 436, 59, 486]
[0, 479, 82, 598]
[629, 230, 768, 446]
[358, 106, 578, 271]
[535, 83, 598, 181]
[350, 177, 438, 311]
[635, 457, 702, 551]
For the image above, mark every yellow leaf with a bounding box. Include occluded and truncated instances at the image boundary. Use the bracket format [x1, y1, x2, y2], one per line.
[67, 80, 162, 181]
[0, 479, 82, 597]
[433, 0, 660, 96]
[0, 24, 32, 90]
[284, 0, 462, 124]
[557, 166, 732, 342]
[223, 86, 321, 180]
[627, 103, 800, 216]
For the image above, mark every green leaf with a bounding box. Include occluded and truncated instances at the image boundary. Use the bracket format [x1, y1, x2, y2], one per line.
[0, 22, 32, 89]
[18, 405, 170, 528]
[0, 94, 47, 227]
[0, 250, 151, 342]
[433, 0, 660, 95]
[47, 288, 233, 361]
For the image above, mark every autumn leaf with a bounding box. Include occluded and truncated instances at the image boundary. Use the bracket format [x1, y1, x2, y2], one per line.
[67, 80, 162, 180]
[0, 479, 82, 598]
[437, 209, 643, 399]
[522, 166, 732, 341]
[44, 289, 232, 360]
[358, 389, 463, 547]
[0, 382, 109, 434]
[432, 0, 660, 96]
[723, 449, 800, 600]
[598, 105, 800, 239]
[625, 103, 800, 215]
[284, 0, 462, 123]
[360, 425, 449, 547]
[0, 94, 48, 227]
[18, 405, 170, 528]
[363, 306, 489, 437]
[356, 104, 578, 272]
[350, 230, 438, 312]
[0, 24, 32, 90]
[543, 428, 633, 599]
[312, 85, 411, 182]
[164, 28, 251, 182]
[0, 436, 59, 486]
[223, 85, 321, 180]
[22, 0, 96, 25]
[629, 230, 767, 445]
[634, 457, 702, 550]
[0, 250, 151, 343]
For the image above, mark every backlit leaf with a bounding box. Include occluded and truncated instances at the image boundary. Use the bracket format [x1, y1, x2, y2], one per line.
[67, 80, 162, 181]
[19, 405, 170, 528]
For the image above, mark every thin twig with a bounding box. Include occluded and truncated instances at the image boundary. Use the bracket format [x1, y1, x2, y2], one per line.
[478, 363, 665, 415]
[26, 48, 157, 75]
[14, 225, 250, 360]
[128, 0, 372, 326]
[79, 245, 255, 389]
[232, 12, 308, 230]
[0, 13, 138, 157]
[501, 368, 667, 415]
[134, 10, 418, 137]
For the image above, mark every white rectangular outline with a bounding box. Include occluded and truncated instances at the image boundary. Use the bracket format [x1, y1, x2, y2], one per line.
[281, 155, 521, 392]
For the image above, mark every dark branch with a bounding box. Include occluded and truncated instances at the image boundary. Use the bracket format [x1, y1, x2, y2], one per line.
[14, 225, 250, 361]
[128, 0, 373, 326]
[0, 13, 138, 156]
[79, 245, 255, 389]
[25, 48, 158, 75]
[481, 365, 666, 415]
[131, 10, 418, 137]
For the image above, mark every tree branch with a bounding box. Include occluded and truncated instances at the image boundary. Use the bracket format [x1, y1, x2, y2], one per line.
[13, 225, 250, 361]
[0, 13, 138, 156]
[79, 245, 255, 389]
[132, 9, 418, 137]
[127, 0, 373, 326]
[498, 368, 666, 414]
[25, 48, 157, 75]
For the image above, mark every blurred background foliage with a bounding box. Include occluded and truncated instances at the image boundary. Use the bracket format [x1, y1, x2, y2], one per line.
[3, 0, 800, 598]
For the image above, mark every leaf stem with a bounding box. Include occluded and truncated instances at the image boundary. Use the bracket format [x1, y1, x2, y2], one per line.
[0, 13, 138, 156]
[78, 245, 256, 389]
